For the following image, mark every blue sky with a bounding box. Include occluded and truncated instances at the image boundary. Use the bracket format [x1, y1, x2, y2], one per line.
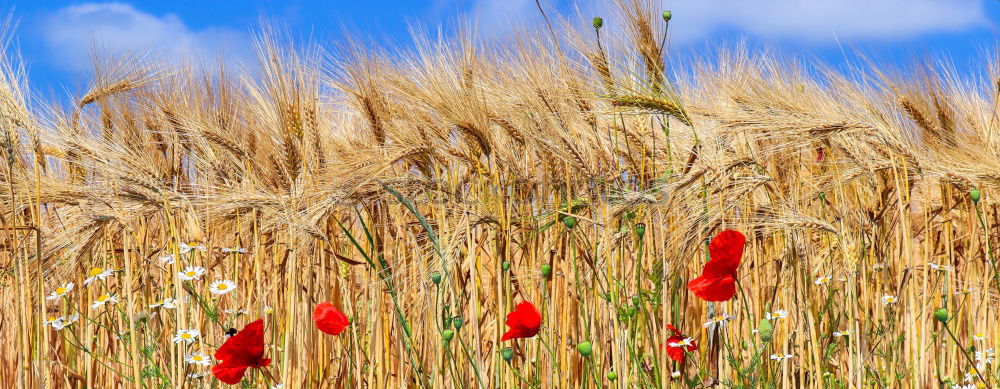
[2, 0, 999, 97]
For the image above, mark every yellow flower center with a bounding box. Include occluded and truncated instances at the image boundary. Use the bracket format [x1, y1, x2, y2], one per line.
[88, 267, 103, 277]
[181, 333, 191, 339]
[193, 356, 203, 361]
[55, 287, 66, 294]
[98, 295, 109, 302]
[216, 285, 227, 291]
[186, 272, 196, 277]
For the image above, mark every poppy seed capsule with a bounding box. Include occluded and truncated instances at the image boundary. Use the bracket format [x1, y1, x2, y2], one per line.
[757, 319, 773, 342]
[453, 316, 464, 330]
[934, 308, 949, 323]
[430, 272, 442, 285]
[662, 10, 672, 22]
[563, 216, 577, 229]
[501, 347, 514, 363]
[577, 341, 593, 357]
[502, 261, 510, 271]
[607, 371, 618, 381]
[635, 223, 646, 238]
[592, 17, 603, 30]
[971, 188, 982, 203]
[442, 330, 455, 342]
[541, 264, 552, 277]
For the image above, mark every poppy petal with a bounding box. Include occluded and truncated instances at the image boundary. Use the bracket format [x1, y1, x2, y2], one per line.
[314, 302, 350, 336]
[708, 230, 745, 273]
[687, 274, 737, 302]
[211, 361, 249, 385]
[214, 319, 266, 365]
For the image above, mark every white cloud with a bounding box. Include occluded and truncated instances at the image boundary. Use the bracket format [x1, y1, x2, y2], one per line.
[39, 2, 251, 73]
[654, 0, 989, 43]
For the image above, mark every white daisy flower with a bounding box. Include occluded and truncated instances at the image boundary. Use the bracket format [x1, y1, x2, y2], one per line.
[177, 266, 206, 281]
[83, 267, 114, 286]
[670, 371, 681, 378]
[765, 309, 788, 320]
[271, 384, 284, 389]
[187, 371, 209, 379]
[52, 314, 80, 331]
[47, 282, 75, 300]
[973, 333, 986, 342]
[179, 242, 207, 254]
[975, 348, 994, 369]
[224, 308, 249, 315]
[833, 330, 851, 337]
[881, 295, 897, 305]
[928, 262, 954, 272]
[173, 329, 200, 344]
[964, 370, 976, 383]
[262, 305, 274, 315]
[872, 263, 885, 271]
[150, 298, 178, 309]
[813, 275, 832, 285]
[668, 337, 695, 348]
[185, 353, 211, 366]
[955, 287, 975, 295]
[208, 280, 237, 295]
[91, 293, 120, 309]
[221, 247, 247, 254]
[837, 276, 848, 282]
[770, 353, 793, 362]
[703, 313, 734, 329]
[43, 316, 63, 328]
[160, 254, 177, 265]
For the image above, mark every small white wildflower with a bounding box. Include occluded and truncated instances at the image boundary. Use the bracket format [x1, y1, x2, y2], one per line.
[91, 293, 120, 309]
[221, 247, 247, 254]
[177, 266, 206, 281]
[150, 298, 177, 309]
[83, 267, 114, 286]
[262, 305, 274, 315]
[881, 295, 897, 305]
[43, 317, 63, 328]
[872, 263, 885, 271]
[833, 330, 851, 337]
[928, 262, 954, 272]
[671, 371, 681, 378]
[185, 353, 211, 366]
[668, 337, 695, 348]
[178, 242, 206, 254]
[187, 371, 209, 379]
[770, 353, 793, 362]
[208, 280, 237, 295]
[973, 333, 986, 342]
[173, 329, 200, 344]
[160, 254, 176, 265]
[51, 314, 80, 331]
[271, 384, 284, 389]
[47, 282, 75, 300]
[703, 313, 734, 329]
[814, 275, 832, 285]
[765, 309, 788, 320]
[224, 308, 249, 315]
[975, 348, 994, 370]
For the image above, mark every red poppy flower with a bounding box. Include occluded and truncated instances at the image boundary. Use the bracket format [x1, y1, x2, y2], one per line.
[501, 301, 542, 341]
[314, 302, 350, 336]
[212, 319, 271, 385]
[687, 230, 745, 302]
[663, 324, 698, 362]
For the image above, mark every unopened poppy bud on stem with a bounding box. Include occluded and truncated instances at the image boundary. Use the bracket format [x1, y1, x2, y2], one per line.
[662, 10, 672, 22]
[501, 347, 514, 363]
[592, 17, 603, 30]
[934, 308, 949, 323]
[430, 272, 442, 285]
[758, 318, 773, 342]
[971, 188, 981, 203]
[563, 216, 577, 229]
[442, 330, 455, 342]
[541, 264, 552, 277]
[502, 261, 510, 272]
[577, 341, 593, 357]
[607, 371, 618, 381]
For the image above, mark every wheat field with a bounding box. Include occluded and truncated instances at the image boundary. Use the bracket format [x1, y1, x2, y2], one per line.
[3, 1, 1000, 388]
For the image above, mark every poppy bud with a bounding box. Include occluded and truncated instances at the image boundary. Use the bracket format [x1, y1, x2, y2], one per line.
[757, 319, 773, 342]
[453, 316, 464, 330]
[541, 264, 552, 277]
[501, 347, 514, 362]
[430, 272, 442, 285]
[607, 371, 618, 381]
[662, 11, 672, 22]
[577, 341, 593, 357]
[635, 223, 646, 238]
[592, 17, 603, 30]
[502, 261, 510, 272]
[934, 308, 949, 323]
[563, 216, 577, 229]
[971, 188, 982, 203]
[442, 330, 455, 342]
